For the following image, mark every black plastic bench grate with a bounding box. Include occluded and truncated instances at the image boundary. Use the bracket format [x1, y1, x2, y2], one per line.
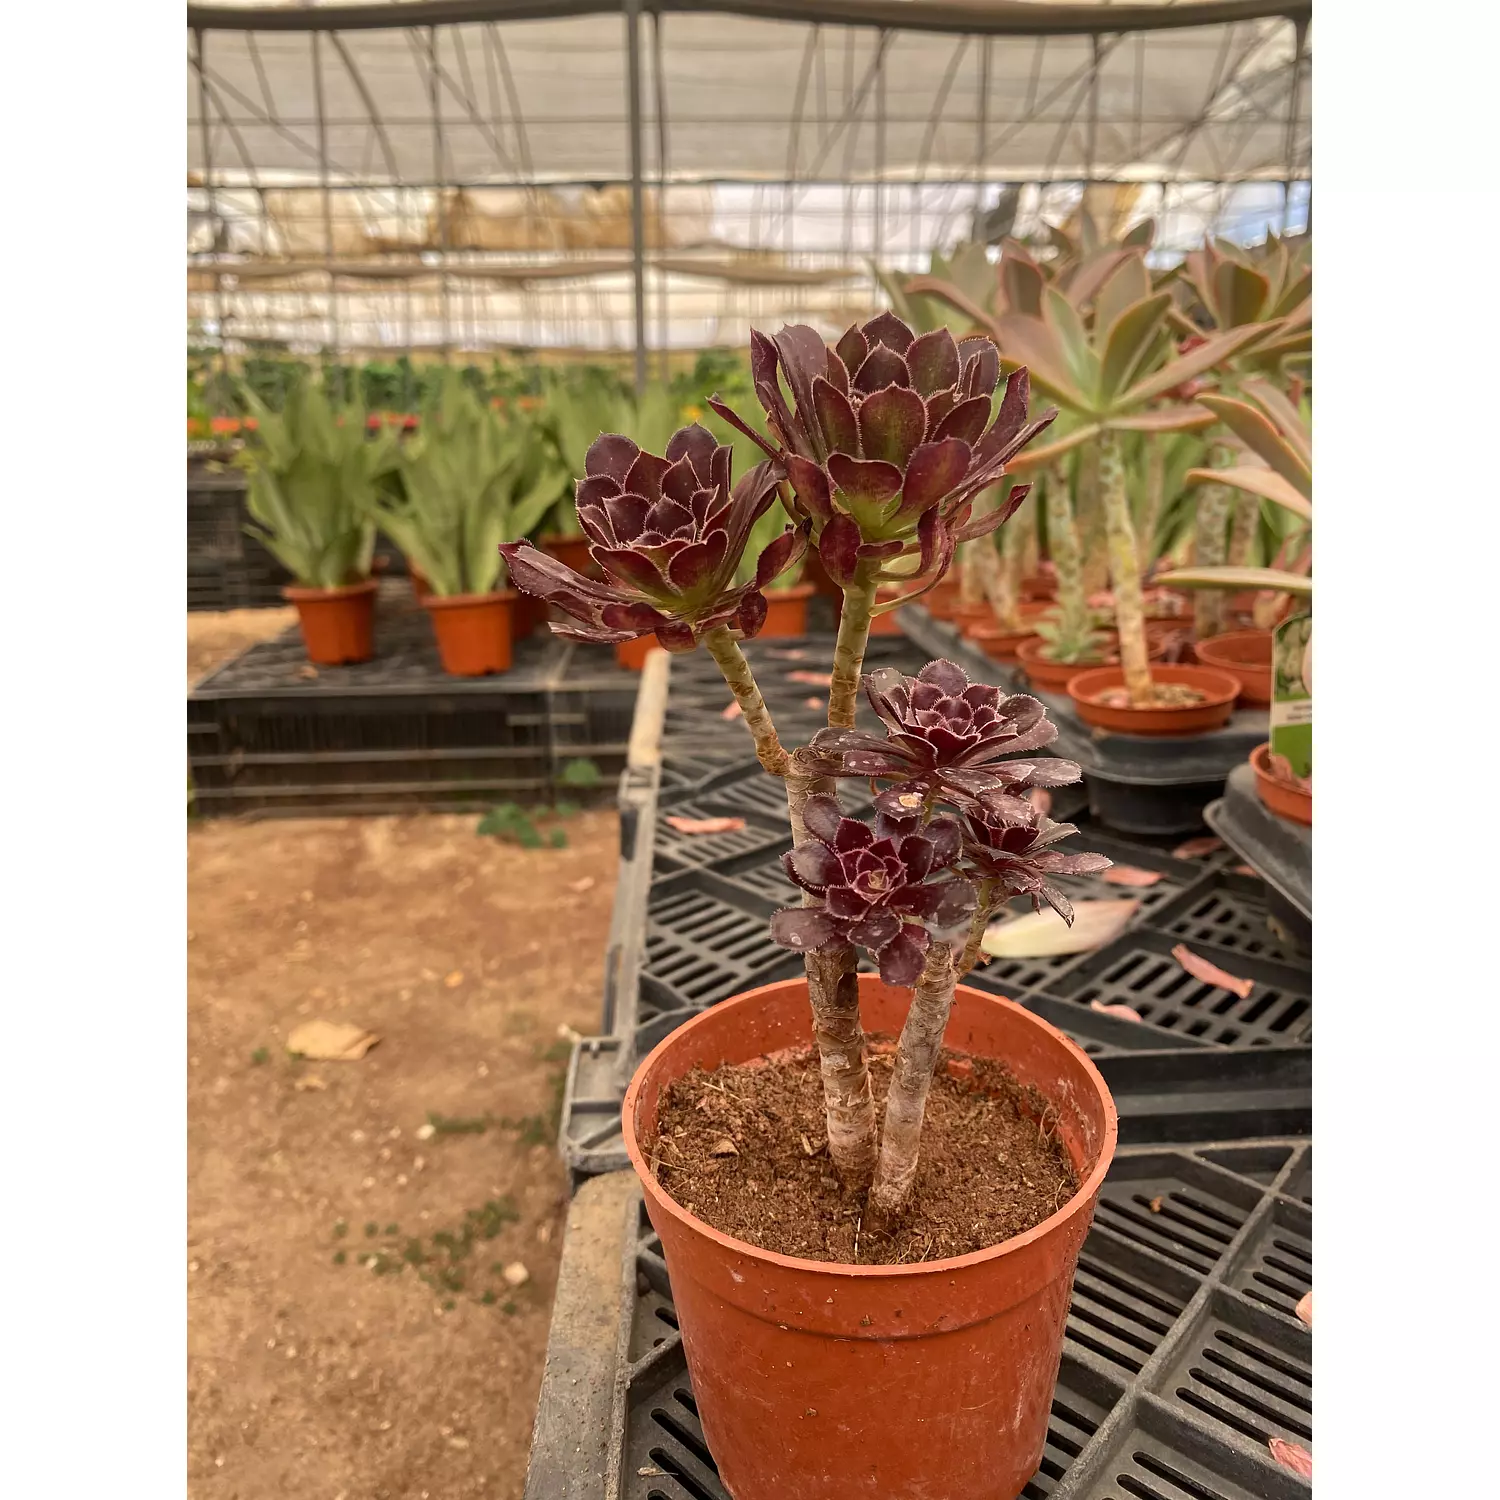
[596, 1139, 1311, 1500]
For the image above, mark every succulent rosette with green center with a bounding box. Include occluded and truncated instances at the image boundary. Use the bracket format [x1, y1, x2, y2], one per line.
[498, 424, 806, 649]
[708, 313, 1056, 594]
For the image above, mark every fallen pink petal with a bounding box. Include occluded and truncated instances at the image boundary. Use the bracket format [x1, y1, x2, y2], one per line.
[1295, 1291, 1311, 1327]
[1089, 999, 1144, 1023]
[1268, 1439, 1312, 1478]
[664, 816, 748, 835]
[720, 701, 743, 720]
[1171, 943, 1255, 998]
[804, 696, 826, 710]
[1028, 787, 1052, 816]
[1172, 835, 1225, 859]
[787, 670, 835, 686]
[1102, 866, 1164, 888]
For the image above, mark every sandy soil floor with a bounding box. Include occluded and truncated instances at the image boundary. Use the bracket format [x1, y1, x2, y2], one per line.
[188, 612, 617, 1500]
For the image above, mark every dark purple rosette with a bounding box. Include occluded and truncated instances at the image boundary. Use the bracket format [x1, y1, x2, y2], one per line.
[499, 423, 806, 649]
[769, 795, 976, 986]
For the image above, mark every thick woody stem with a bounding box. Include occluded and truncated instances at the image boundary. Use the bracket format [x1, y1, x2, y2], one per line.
[1226, 490, 1259, 568]
[1192, 444, 1236, 640]
[827, 574, 877, 730]
[1076, 443, 1109, 596]
[702, 626, 790, 776]
[954, 891, 999, 980]
[1098, 429, 1154, 707]
[1046, 461, 1089, 641]
[805, 944, 878, 1185]
[868, 939, 958, 1222]
[1141, 439, 1167, 568]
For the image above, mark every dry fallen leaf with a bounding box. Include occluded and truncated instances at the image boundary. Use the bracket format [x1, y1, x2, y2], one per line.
[1102, 865, 1164, 888]
[982, 900, 1138, 959]
[1028, 787, 1052, 816]
[803, 697, 826, 710]
[1232, 863, 1258, 877]
[787, 670, 834, 686]
[501, 1262, 530, 1288]
[664, 815, 748, 835]
[710, 1138, 739, 1156]
[293, 1075, 328, 1092]
[567, 876, 596, 894]
[296, 664, 319, 681]
[285, 1020, 380, 1062]
[1295, 1290, 1311, 1328]
[444, 970, 464, 989]
[1171, 944, 1255, 998]
[1090, 999, 1145, 1023]
[768, 648, 809, 661]
[1148, 1195, 1163, 1213]
[720, 701, 743, 720]
[1268, 1439, 1312, 1478]
[1172, 835, 1225, 859]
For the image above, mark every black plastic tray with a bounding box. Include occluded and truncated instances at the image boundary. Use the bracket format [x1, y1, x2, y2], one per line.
[527, 1136, 1312, 1500]
[1205, 765, 1311, 957]
[187, 617, 638, 817]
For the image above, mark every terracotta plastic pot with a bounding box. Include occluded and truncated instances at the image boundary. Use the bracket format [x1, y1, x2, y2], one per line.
[1194, 630, 1273, 706]
[422, 590, 516, 676]
[622, 974, 1117, 1500]
[512, 590, 547, 640]
[284, 579, 378, 666]
[1020, 573, 1057, 603]
[1013, 630, 1175, 693]
[540, 532, 597, 578]
[1250, 741, 1312, 825]
[614, 633, 659, 671]
[967, 602, 1055, 663]
[924, 577, 964, 621]
[1068, 663, 1241, 736]
[759, 583, 816, 638]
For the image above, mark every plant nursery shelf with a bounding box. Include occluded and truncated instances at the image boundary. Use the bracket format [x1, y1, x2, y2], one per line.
[188, 614, 638, 816]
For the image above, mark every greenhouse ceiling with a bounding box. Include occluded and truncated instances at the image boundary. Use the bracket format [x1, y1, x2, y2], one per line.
[187, 1, 1310, 355]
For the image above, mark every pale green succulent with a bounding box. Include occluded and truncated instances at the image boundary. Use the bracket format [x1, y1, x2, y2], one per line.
[372, 373, 566, 598]
[239, 381, 398, 588]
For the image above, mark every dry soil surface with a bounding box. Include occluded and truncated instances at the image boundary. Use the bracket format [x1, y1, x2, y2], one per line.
[188, 612, 619, 1500]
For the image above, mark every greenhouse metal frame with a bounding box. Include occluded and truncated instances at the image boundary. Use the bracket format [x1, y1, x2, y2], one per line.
[187, 0, 1311, 384]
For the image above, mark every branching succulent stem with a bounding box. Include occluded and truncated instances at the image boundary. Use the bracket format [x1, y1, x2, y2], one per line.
[702, 626, 790, 777]
[827, 575, 878, 730]
[1192, 443, 1236, 640]
[869, 939, 958, 1223]
[955, 890, 998, 980]
[1045, 461, 1090, 644]
[1098, 429, 1154, 706]
[806, 944, 878, 1186]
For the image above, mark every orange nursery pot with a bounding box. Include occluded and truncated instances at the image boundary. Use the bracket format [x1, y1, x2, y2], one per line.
[1250, 741, 1312, 825]
[966, 601, 1055, 664]
[758, 583, 816, 638]
[1194, 630, 1273, 706]
[283, 579, 378, 666]
[614, 634, 660, 671]
[1067, 664, 1241, 736]
[622, 974, 1117, 1500]
[422, 590, 517, 676]
[540, 533, 598, 578]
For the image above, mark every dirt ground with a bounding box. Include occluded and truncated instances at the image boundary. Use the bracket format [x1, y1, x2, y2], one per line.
[188, 613, 619, 1500]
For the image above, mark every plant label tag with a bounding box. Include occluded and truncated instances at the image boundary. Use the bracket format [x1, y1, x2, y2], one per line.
[1269, 613, 1311, 779]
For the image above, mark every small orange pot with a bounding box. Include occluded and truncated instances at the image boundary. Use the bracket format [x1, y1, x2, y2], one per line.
[1250, 741, 1312, 825]
[622, 974, 1117, 1500]
[422, 590, 516, 676]
[951, 598, 996, 637]
[1021, 572, 1057, 603]
[1014, 630, 1169, 693]
[512, 591, 547, 640]
[758, 583, 815, 638]
[614, 634, 659, 671]
[540, 532, 597, 578]
[1194, 630, 1272, 706]
[284, 579, 378, 666]
[1068, 663, 1242, 736]
[924, 576, 964, 621]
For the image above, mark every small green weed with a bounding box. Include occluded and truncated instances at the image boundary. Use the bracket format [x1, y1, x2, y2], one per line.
[250, 1047, 270, 1066]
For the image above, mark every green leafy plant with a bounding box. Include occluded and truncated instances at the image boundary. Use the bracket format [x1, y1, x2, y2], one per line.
[238, 381, 398, 588]
[557, 757, 603, 789]
[476, 802, 567, 849]
[371, 373, 563, 597]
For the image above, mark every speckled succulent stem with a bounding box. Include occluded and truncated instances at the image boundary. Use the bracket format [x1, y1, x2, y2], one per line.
[806, 943, 877, 1186]
[1046, 461, 1090, 642]
[827, 575, 877, 730]
[868, 939, 958, 1222]
[702, 626, 790, 777]
[1140, 439, 1167, 568]
[1022, 501, 1041, 581]
[1098, 428, 1155, 706]
[1192, 444, 1236, 640]
[959, 539, 987, 607]
[1227, 490, 1259, 567]
[955, 888, 999, 980]
[1077, 443, 1109, 595]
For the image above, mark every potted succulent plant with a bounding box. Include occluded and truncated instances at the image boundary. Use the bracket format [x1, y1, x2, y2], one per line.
[502, 314, 1121, 1499]
[239, 382, 399, 665]
[372, 373, 561, 676]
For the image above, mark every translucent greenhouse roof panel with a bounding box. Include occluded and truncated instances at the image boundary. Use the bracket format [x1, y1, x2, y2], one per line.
[189, 2, 1309, 187]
